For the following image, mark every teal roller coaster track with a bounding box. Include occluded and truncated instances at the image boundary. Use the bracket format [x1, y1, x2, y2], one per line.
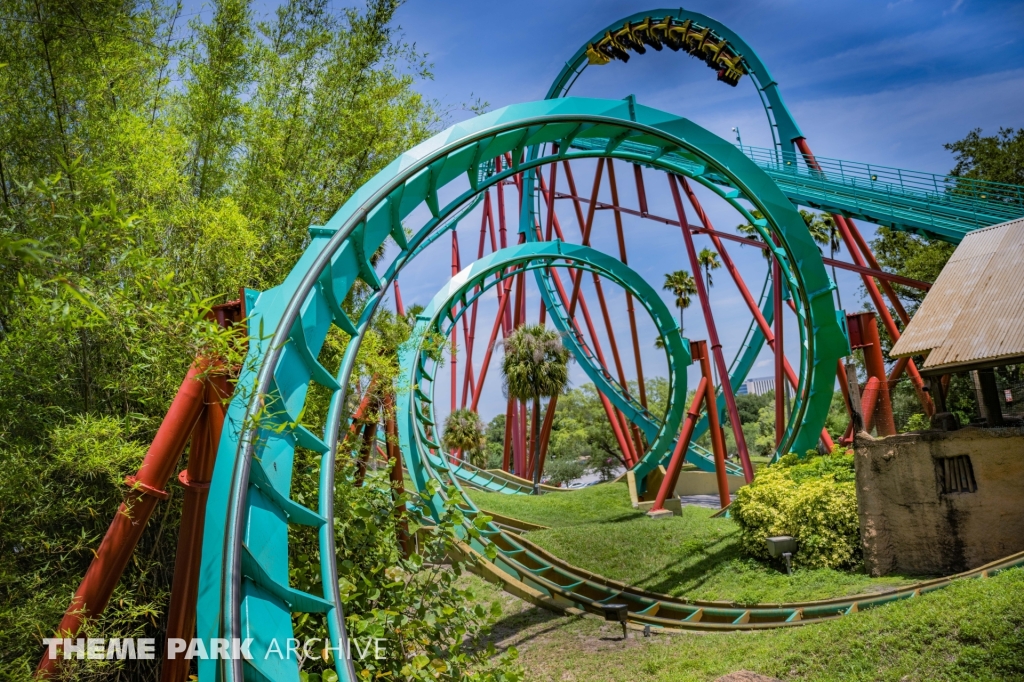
[189, 9, 1024, 680]
[37, 8, 1024, 682]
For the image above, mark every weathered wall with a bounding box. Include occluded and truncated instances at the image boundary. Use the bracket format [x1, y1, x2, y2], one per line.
[855, 426, 1024, 576]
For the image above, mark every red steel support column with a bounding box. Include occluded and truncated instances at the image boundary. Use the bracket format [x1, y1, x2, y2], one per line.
[650, 376, 708, 513]
[535, 394, 559, 484]
[528, 163, 635, 464]
[606, 160, 649, 412]
[349, 378, 378, 437]
[679, 177, 834, 451]
[501, 399, 514, 473]
[394, 279, 406, 317]
[859, 377, 882, 434]
[526, 398, 541, 479]
[633, 163, 649, 217]
[781, 297, 838, 451]
[848, 312, 896, 436]
[564, 160, 605, 316]
[837, 358, 854, 438]
[470, 276, 515, 413]
[794, 138, 932, 416]
[886, 356, 911, 392]
[670, 175, 754, 482]
[459, 218, 485, 409]
[550, 188, 933, 291]
[38, 363, 210, 676]
[161, 372, 230, 682]
[773, 252, 786, 448]
[545, 264, 638, 466]
[667, 340, 733, 508]
[451, 233, 459, 418]
[700, 341, 733, 509]
[496, 156, 522, 472]
[535, 166, 635, 464]
[844, 216, 911, 325]
[512, 260, 528, 474]
[557, 159, 636, 464]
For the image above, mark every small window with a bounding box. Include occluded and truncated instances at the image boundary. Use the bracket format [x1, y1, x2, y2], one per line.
[936, 455, 977, 494]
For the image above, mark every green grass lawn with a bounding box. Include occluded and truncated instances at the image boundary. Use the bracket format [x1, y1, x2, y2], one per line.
[461, 566, 1024, 681]
[471, 482, 915, 604]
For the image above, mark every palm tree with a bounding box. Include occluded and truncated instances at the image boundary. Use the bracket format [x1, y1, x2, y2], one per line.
[502, 324, 571, 494]
[663, 270, 697, 333]
[441, 408, 486, 467]
[698, 247, 722, 289]
[736, 210, 771, 260]
[815, 213, 844, 310]
[802, 210, 844, 309]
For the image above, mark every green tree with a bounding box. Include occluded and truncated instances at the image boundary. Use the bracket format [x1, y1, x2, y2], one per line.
[547, 384, 624, 479]
[544, 378, 669, 479]
[501, 324, 571, 494]
[542, 456, 587, 486]
[945, 127, 1024, 185]
[0, 1, 520, 677]
[736, 210, 771, 260]
[870, 127, 1021, 314]
[180, 0, 254, 200]
[441, 408, 486, 467]
[663, 269, 697, 331]
[803, 210, 844, 308]
[697, 246, 721, 289]
[482, 413, 506, 468]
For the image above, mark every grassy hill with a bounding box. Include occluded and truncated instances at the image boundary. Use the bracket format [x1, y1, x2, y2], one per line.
[471, 482, 912, 603]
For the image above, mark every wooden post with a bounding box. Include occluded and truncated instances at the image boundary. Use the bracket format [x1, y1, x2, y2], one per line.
[846, 362, 864, 434]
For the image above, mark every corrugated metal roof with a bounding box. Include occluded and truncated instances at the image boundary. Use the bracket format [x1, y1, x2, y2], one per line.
[890, 217, 1024, 373]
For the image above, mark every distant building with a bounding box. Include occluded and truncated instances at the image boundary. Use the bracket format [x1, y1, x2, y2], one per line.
[742, 376, 776, 396]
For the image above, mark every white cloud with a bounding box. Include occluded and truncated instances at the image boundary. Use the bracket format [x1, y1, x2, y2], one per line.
[790, 68, 1024, 173]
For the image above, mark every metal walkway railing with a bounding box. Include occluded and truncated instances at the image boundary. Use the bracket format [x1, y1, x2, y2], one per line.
[570, 138, 1024, 243]
[739, 145, 1024, 242]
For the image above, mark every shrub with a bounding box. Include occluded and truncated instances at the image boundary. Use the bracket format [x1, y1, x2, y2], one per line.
[732, 448, 860, 569]
[905, 412, 931, 432]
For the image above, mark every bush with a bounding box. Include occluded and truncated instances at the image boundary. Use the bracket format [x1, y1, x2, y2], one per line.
[732, 448, 860, 569]
[905, 412, 931, 432]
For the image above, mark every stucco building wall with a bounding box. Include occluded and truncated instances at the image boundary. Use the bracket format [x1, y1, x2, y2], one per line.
[854, 427, 1024, 576]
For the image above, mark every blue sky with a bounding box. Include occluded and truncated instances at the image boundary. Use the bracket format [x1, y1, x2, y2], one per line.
[391, 0, 1024, 170]
[186, 0, 1024, 420]
[383, 0, 1024, 419]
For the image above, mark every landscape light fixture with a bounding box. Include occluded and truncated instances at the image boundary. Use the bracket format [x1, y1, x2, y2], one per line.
[601, 603, 629, 639]
[766, 535, 797, 575]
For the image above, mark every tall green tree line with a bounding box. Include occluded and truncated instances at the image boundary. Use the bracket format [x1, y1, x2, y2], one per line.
[0, 2, 519, 679]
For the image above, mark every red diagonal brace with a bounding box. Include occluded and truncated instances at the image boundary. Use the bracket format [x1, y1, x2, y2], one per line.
[670, 175, 754, 482]
[38, 362, 215, 677]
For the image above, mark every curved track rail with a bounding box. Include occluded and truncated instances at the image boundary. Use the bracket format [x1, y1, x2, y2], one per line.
[518, 8, 812, 478]
[191, 12, 1024, 682]
[197, 98, 845, 681]
[520, 8, 1024, 485]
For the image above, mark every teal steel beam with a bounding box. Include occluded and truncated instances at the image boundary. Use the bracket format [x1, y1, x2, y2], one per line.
[399, 242, 691, 498]
[197, 98, 845, 682]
